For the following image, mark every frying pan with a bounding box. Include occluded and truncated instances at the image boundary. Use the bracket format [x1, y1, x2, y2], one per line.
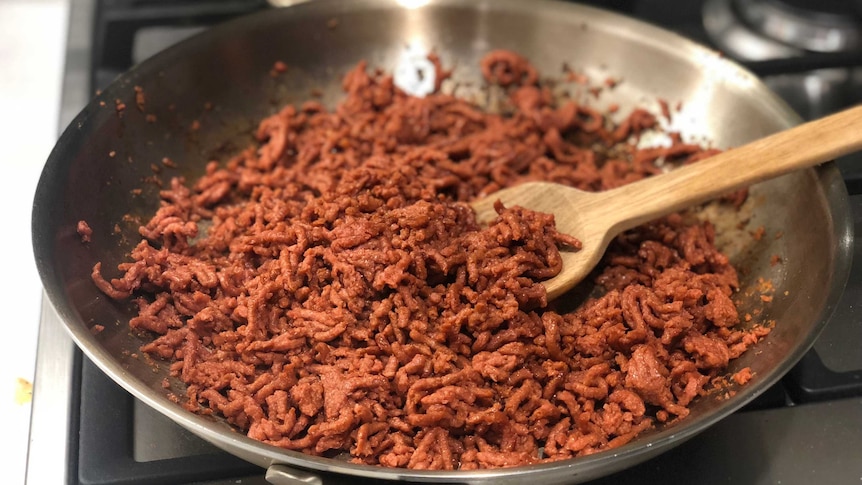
[31, 0, 852, 483]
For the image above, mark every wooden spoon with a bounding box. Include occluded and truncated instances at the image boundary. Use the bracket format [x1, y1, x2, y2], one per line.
[470, 105, 862, 300]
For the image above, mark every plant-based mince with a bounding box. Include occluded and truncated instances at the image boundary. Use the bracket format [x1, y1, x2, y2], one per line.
[91, 51, 769, 470]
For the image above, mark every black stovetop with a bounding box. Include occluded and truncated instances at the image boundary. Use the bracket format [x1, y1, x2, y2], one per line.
[31, 1, 862, 484]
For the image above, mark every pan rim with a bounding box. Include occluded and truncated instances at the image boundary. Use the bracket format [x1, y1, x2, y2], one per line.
[32, 0, 853, 481]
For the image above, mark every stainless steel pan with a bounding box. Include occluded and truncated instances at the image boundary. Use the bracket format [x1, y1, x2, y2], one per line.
[31, 0, 852, 483]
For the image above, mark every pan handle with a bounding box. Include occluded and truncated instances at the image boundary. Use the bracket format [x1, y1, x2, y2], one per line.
[265, 465, 323, 485]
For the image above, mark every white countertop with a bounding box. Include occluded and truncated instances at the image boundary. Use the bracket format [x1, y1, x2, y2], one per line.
[0, 0, 68, 483]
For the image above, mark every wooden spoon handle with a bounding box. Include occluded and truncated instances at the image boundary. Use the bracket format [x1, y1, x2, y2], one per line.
[598, 104, 862, 232]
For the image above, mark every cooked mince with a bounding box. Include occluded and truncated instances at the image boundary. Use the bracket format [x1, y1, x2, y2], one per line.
[92, 50, 769, 470]
[77, 220, 93, 243]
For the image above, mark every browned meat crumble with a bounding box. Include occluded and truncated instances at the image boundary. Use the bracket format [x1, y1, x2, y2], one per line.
[92, 50, 769, 470]
[77, 220, 93, 243]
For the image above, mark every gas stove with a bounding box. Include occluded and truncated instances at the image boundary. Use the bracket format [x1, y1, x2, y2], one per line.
[26, 1, 862, 484]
